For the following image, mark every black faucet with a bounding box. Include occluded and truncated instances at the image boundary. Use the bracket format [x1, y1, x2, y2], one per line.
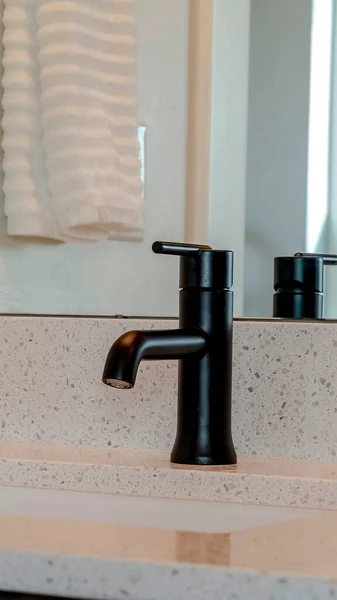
[102, 241, 237, 466]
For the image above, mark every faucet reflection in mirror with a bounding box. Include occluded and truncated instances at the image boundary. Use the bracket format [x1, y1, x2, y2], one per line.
[103, 241, 237, 466]
[273, 253, 337, 319]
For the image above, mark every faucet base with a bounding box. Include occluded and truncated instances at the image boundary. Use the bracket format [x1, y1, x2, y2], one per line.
[170, 445, 237, 466]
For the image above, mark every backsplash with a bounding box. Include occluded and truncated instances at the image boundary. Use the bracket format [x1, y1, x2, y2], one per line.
[0, 316, 336, 461]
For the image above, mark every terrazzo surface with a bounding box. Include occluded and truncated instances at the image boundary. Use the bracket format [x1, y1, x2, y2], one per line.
[0, 498, 337, 600]
[0, 443, 337, 510]
[0, 316, 336, 460]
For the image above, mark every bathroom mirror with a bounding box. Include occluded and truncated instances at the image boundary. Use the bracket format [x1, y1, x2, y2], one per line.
[0, 0, 335, 318]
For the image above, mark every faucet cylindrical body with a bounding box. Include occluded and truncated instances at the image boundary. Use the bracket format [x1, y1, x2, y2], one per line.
[170, 287, 236, 465]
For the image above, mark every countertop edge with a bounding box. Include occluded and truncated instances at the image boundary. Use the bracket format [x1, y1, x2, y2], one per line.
[1, 549, 337, 600]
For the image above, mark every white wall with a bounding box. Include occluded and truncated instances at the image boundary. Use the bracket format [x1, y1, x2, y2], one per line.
[244, 0, 313, 317]
[0, 0, 189, 316]
[306, 0, 333, 256]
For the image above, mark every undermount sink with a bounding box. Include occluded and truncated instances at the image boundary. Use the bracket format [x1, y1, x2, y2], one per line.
[0, 486, 320, 534]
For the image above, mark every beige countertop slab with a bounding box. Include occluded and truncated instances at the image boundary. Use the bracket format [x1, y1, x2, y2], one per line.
[0, 443, 337, 510]
[1, 506, 337, 599]
[1, 315, 337, 463]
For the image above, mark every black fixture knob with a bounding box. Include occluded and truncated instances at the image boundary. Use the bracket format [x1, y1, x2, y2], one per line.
[152, 241, 233, 291]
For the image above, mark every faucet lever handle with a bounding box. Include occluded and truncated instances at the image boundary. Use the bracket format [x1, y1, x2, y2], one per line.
[152, 241, 212, 256]
[294, 252, 337, 266]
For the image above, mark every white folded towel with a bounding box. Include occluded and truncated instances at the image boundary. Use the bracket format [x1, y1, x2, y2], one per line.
[2, 0, 143, 242]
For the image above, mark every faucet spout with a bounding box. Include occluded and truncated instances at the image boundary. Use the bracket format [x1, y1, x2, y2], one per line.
[102, 328, 207, 389]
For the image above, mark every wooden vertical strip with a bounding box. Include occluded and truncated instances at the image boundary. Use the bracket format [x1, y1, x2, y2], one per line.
[184, 0, 214, 244]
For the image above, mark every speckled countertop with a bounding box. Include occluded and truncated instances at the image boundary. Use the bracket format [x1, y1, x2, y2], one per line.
[1, 316, 337, 462]
[1, 443, 337, 598]
[1, 500, 337, 600]
[1, 315, 337, 598]
[1, 443, 337, 510]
